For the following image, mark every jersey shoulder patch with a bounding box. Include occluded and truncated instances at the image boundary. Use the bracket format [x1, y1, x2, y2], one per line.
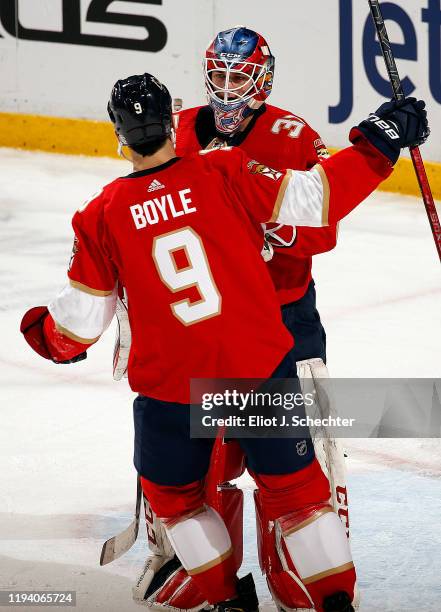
[247, 159, 284, 182]
[313, 137, 331, 159]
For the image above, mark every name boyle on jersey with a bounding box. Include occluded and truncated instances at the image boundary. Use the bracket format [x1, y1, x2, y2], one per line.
[130, 188, 196, 229]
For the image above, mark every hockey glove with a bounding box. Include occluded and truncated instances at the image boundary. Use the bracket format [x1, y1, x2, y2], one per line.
[350, 97, 429, 164]
[21, 306, 87, 364]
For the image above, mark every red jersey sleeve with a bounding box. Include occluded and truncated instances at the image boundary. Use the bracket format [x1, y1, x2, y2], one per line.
[324, 138, 393, 225]
[202, 148, 290, 224]
[46, 190, 118, 357]
[300, 125, 329, 171]
[275, 123, 338, 258]
[272, 139, 392, 228]
[68, 191, 117, 293]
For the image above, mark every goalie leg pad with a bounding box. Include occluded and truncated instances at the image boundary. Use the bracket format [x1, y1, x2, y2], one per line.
[278, 503, 355, 612]
[253, 452, 355, 612]
[296, 358, 359, 610]
[135, 488, 243, 611]
[252, 457, 330, 521]
[140, 477, 236, 604]
[164, 506, 237, 604]
[133, 552, 209, 611]
[135, 436, 245, 611]
[205, 473, 244, 571]
[254, 489, 315, 612]
[205, 437, 245, 571]
[164, 505, 232, 573]
[205, 437, 246, 485]
[140, 476, 206, 521]
[153, 565, 205, 609]
[253, 458, 330, 612]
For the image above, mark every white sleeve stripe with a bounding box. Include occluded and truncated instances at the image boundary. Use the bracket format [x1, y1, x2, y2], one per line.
[314, 164, 330, 226]
[48, 283, 117, 340]
[69, 279, 113, 296]
[273, 166, 328, 227]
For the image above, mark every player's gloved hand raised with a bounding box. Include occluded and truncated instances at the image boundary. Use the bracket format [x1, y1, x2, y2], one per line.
[350, 97, 430, 164]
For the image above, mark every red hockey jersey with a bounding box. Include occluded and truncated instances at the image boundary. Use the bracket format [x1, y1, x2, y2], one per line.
[64, 151, 295, 403]
[39, 142, 392, 403]
[175, 104, 338, 304]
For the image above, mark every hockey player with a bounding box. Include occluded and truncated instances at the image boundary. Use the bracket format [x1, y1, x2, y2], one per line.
[176, 27, 335, 365]
[140, 26, 352, 611]
[20, 74, 428, 612]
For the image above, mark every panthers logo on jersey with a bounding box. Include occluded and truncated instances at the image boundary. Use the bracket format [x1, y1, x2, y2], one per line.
[247, 160, 283, 181]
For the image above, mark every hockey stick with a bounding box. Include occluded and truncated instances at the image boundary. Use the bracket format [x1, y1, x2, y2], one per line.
[100, 476, 142, 565]
[368, 0, 441, 262]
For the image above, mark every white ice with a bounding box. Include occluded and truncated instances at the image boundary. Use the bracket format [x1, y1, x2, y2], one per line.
[1, 148, 440, 611]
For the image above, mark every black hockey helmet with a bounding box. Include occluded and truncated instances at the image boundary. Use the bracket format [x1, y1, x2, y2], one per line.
[107, 73, 172, 148]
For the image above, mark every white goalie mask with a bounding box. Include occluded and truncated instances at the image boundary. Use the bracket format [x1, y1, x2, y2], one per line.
[204, 26, 275, 134]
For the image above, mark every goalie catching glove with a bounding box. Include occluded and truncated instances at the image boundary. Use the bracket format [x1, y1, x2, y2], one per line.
[350, 97, 429, 164]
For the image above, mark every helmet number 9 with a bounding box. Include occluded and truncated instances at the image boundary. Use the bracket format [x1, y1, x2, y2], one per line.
[153, 228, 222, 325]
[134, 102, 143, 114]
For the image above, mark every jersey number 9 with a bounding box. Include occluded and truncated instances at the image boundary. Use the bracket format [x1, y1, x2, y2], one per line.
[153, 227, 222, 326]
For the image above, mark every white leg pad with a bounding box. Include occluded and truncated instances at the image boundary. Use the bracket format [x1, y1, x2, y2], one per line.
[165, 505, 232, 575]
[283, 508, 353, 584]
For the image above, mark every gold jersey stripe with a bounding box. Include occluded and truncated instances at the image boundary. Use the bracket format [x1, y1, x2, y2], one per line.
[55, 322, 100, 345]
[283, 506, 334, 537]
[269, 169, 292, 223]
[314, 164, 330, 226]
[187, 546, 233, 576]
[303, 561, 355, 585]
[69, 279, 113, 297]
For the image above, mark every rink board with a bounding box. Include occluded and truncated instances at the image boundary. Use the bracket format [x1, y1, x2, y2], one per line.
[1, 0, 441, 161]
[1, 110, 440, 199]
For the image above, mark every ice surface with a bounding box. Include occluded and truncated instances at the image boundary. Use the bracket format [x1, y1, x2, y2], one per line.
[1, 148, 440, 611]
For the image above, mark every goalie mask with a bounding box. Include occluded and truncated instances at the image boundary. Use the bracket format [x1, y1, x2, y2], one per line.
[204, 26, 275, 134]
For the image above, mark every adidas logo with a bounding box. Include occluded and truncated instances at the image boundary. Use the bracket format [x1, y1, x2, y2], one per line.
[147, 179, 165, 192]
